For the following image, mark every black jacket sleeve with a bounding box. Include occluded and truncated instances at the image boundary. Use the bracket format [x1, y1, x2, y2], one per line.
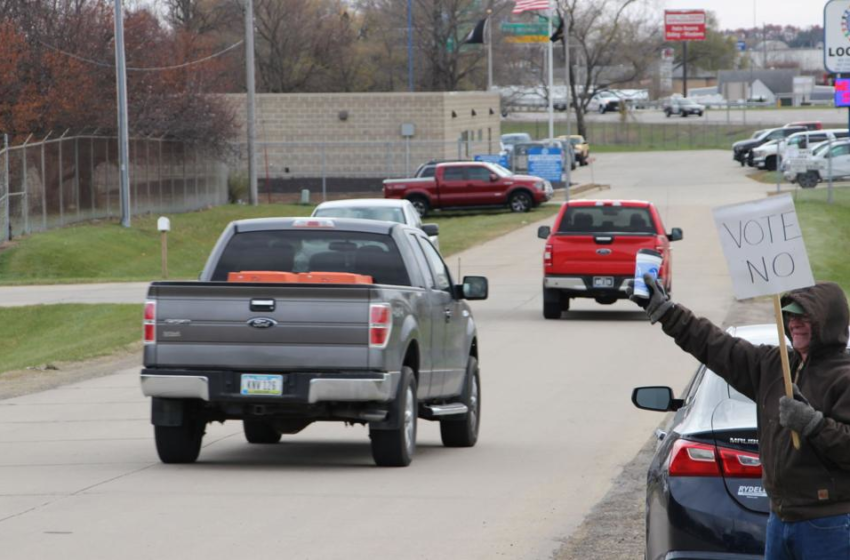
[809, 369, 850, 470]
[659, 304, 774, 401]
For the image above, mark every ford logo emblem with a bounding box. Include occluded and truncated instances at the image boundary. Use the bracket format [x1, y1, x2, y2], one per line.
[248, 317, 277, 329]
[596, 249, 612, 255]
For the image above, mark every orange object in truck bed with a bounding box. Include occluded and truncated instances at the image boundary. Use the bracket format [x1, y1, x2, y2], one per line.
[227, 271, 373, 284]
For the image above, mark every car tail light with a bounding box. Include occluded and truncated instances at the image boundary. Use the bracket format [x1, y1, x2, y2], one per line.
[143, 300, 156, 345]
[668, 439, 721, 477]
[369, 303, 392, 348]
[718, 447, 762, 479]
[544, 244, 553, 268]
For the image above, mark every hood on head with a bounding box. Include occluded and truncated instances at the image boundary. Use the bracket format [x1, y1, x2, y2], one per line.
[781, 282, 849, 354]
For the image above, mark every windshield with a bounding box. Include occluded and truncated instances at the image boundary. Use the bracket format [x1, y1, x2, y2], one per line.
[212, 230, 410, 285]
[813, 142, 833, 157]
[487, 163, 513, 177]
[557, 206, 656, 235]
[753, 129, 769, 140]
[502, 134, 531, 145]
[313, 206, 406, 224]
[681, 99, 698, 106]
[570, 137, 583, 145]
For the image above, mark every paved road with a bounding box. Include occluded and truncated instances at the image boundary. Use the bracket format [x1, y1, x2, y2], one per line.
[0, 282, 149, 307]
[0, 151, 770, 560]
[509, 106, 846, 127]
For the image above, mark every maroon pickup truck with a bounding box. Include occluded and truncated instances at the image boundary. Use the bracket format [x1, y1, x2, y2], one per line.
[383, 162, 554, 216]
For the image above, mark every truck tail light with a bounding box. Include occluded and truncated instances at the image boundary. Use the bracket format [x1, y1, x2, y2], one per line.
[369, 303, 392, 348]
[544, 244, 553, 268]
[143, 300, 156, 345]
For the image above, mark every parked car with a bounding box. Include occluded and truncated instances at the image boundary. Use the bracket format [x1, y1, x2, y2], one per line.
[632, 324, 779, 560]
[536, 200, 682, 318]
[588, 91, 622, 114]
[383, 161, 553, 216]
[752, 129, 847, 171]
[500, 133, 533, 154]
[732, 126, 806, 167]
[663, 98, 705, 118]
[559, 134, 590, 166]
[784, 138, 850, 189]
[784, 121, 822, 131]
[312, 198, 440, 250]
[140, 217, 488, 467]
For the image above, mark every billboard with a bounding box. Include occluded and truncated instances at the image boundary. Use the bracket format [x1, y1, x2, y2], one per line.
[664, 10, 706, 42]
[825, 0, 850, 72]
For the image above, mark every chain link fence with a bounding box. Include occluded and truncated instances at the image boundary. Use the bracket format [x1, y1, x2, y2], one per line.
[0, 134, 228, 243]
[228, 139, 505, 202]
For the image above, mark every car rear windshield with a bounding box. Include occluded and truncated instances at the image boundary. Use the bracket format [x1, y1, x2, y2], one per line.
[212, 230, 411, 286]
[313, 206, 405, 224]
[557, 206, 656, 235]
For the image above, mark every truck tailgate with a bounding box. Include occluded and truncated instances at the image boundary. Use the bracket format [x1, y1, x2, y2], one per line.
[147, 283, 372, 371]
[551, 235, 658, 275]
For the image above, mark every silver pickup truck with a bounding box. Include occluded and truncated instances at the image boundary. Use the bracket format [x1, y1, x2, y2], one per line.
[141, 217, 488, 467]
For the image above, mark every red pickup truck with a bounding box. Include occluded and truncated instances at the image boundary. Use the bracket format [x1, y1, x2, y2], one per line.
[536, 200, 683, 319]
[383, 162, 554, 216]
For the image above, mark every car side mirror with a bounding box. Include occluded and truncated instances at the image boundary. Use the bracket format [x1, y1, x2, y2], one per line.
[667, 227, 683, 242]
[459, 276, 488, 300]
[490, 173, 498, 182]
[632, 386, 683, 412]
[537, 225, 551, 239]
[422, 223, 439, 237]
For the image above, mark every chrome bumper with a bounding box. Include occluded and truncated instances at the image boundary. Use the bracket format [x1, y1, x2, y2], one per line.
[141, 375, 210, 400]
[544, 276, 630, 292]
[308, 372, 400, 403]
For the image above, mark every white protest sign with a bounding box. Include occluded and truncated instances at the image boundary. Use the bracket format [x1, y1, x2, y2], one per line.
[712, 195, 814, 300]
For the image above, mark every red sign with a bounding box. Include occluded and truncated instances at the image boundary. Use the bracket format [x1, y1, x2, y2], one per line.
[835, 78, 850, 107]
[664, 10, 706, 42]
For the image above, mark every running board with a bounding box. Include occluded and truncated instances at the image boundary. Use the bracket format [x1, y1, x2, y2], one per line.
[422, 403, 468, 418]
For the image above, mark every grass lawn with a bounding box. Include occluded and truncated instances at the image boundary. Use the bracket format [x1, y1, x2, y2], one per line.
[501, 120, 757, 152]
[0, 304, 141, 375]
[0, 202, 560, 374]
[794, 188, 850, 291]
[0, 203, 560, 285]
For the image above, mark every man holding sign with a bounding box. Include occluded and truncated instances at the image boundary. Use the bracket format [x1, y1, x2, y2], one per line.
[629, 195, 850, 559]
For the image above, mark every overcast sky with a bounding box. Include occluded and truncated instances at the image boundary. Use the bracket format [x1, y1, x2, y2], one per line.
[661, 0, 823, 30]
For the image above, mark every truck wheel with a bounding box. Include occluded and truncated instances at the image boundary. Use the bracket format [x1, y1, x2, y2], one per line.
[370, 368, 417, 467]
[154, 413, 205, 464]
[440, 357, 481, 448]
[509, 191, 532, 213]
[543, 287, 562, 319]
[766, 156, 777, 171]
[407, 196, 429, 217]
[798, 171, 818, 189]
[243, 420, 281, 444]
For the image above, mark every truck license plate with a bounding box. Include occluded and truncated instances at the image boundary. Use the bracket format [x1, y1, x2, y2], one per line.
[593, 276, 615, 288]
[241, 374, 283, 396]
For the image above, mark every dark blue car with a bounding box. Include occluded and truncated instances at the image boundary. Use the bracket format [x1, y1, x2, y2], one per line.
[632, 324, 779, 560]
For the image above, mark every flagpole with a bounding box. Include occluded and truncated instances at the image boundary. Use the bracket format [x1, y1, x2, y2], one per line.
[547, 0, 554, 140]
[487, 10, 493, 91]
[563, 5, 571, 200]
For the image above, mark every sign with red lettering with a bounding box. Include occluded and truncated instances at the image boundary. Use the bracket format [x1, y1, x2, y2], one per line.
[836, 78, 850, 107]
[664, 10, 706, 42]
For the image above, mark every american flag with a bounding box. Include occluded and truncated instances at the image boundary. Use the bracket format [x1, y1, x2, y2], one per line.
[511, 0, 551, 14]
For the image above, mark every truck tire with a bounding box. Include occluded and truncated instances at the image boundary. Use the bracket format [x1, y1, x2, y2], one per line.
[440, 357, 481, 448]
[243, 420, 281, 444]
[543, 287, 562, 319]
[766, 156, 777, 171]
[370, 368, 417, 467]
[407, 196, 430, 217]
[154, 414, 205, 464]
[509, 191, 532, 213]
[798, 171, 819, 189]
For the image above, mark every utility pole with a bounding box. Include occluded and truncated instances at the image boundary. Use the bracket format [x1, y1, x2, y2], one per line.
[562, 7, 571, 200]
[546, 0, 554, 140]
[113, 0, 131, 227]
[407, 0, 414, 92]
[487, 8, 493, 91]
[245, 0, 258, 205]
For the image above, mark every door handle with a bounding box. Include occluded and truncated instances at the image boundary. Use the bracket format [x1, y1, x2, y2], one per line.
[444, 308, 453, 322]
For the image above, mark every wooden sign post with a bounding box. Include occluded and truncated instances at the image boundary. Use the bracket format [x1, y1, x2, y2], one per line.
[713, 195, 815, 450]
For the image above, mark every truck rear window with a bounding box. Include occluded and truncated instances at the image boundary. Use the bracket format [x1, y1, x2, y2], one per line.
[557, 207, 656, 235]
[212, 230, 411, 286]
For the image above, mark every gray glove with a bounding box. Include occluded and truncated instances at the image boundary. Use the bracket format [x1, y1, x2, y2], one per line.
[626, 273, 674, 324]
[779, 385, 824, 437]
